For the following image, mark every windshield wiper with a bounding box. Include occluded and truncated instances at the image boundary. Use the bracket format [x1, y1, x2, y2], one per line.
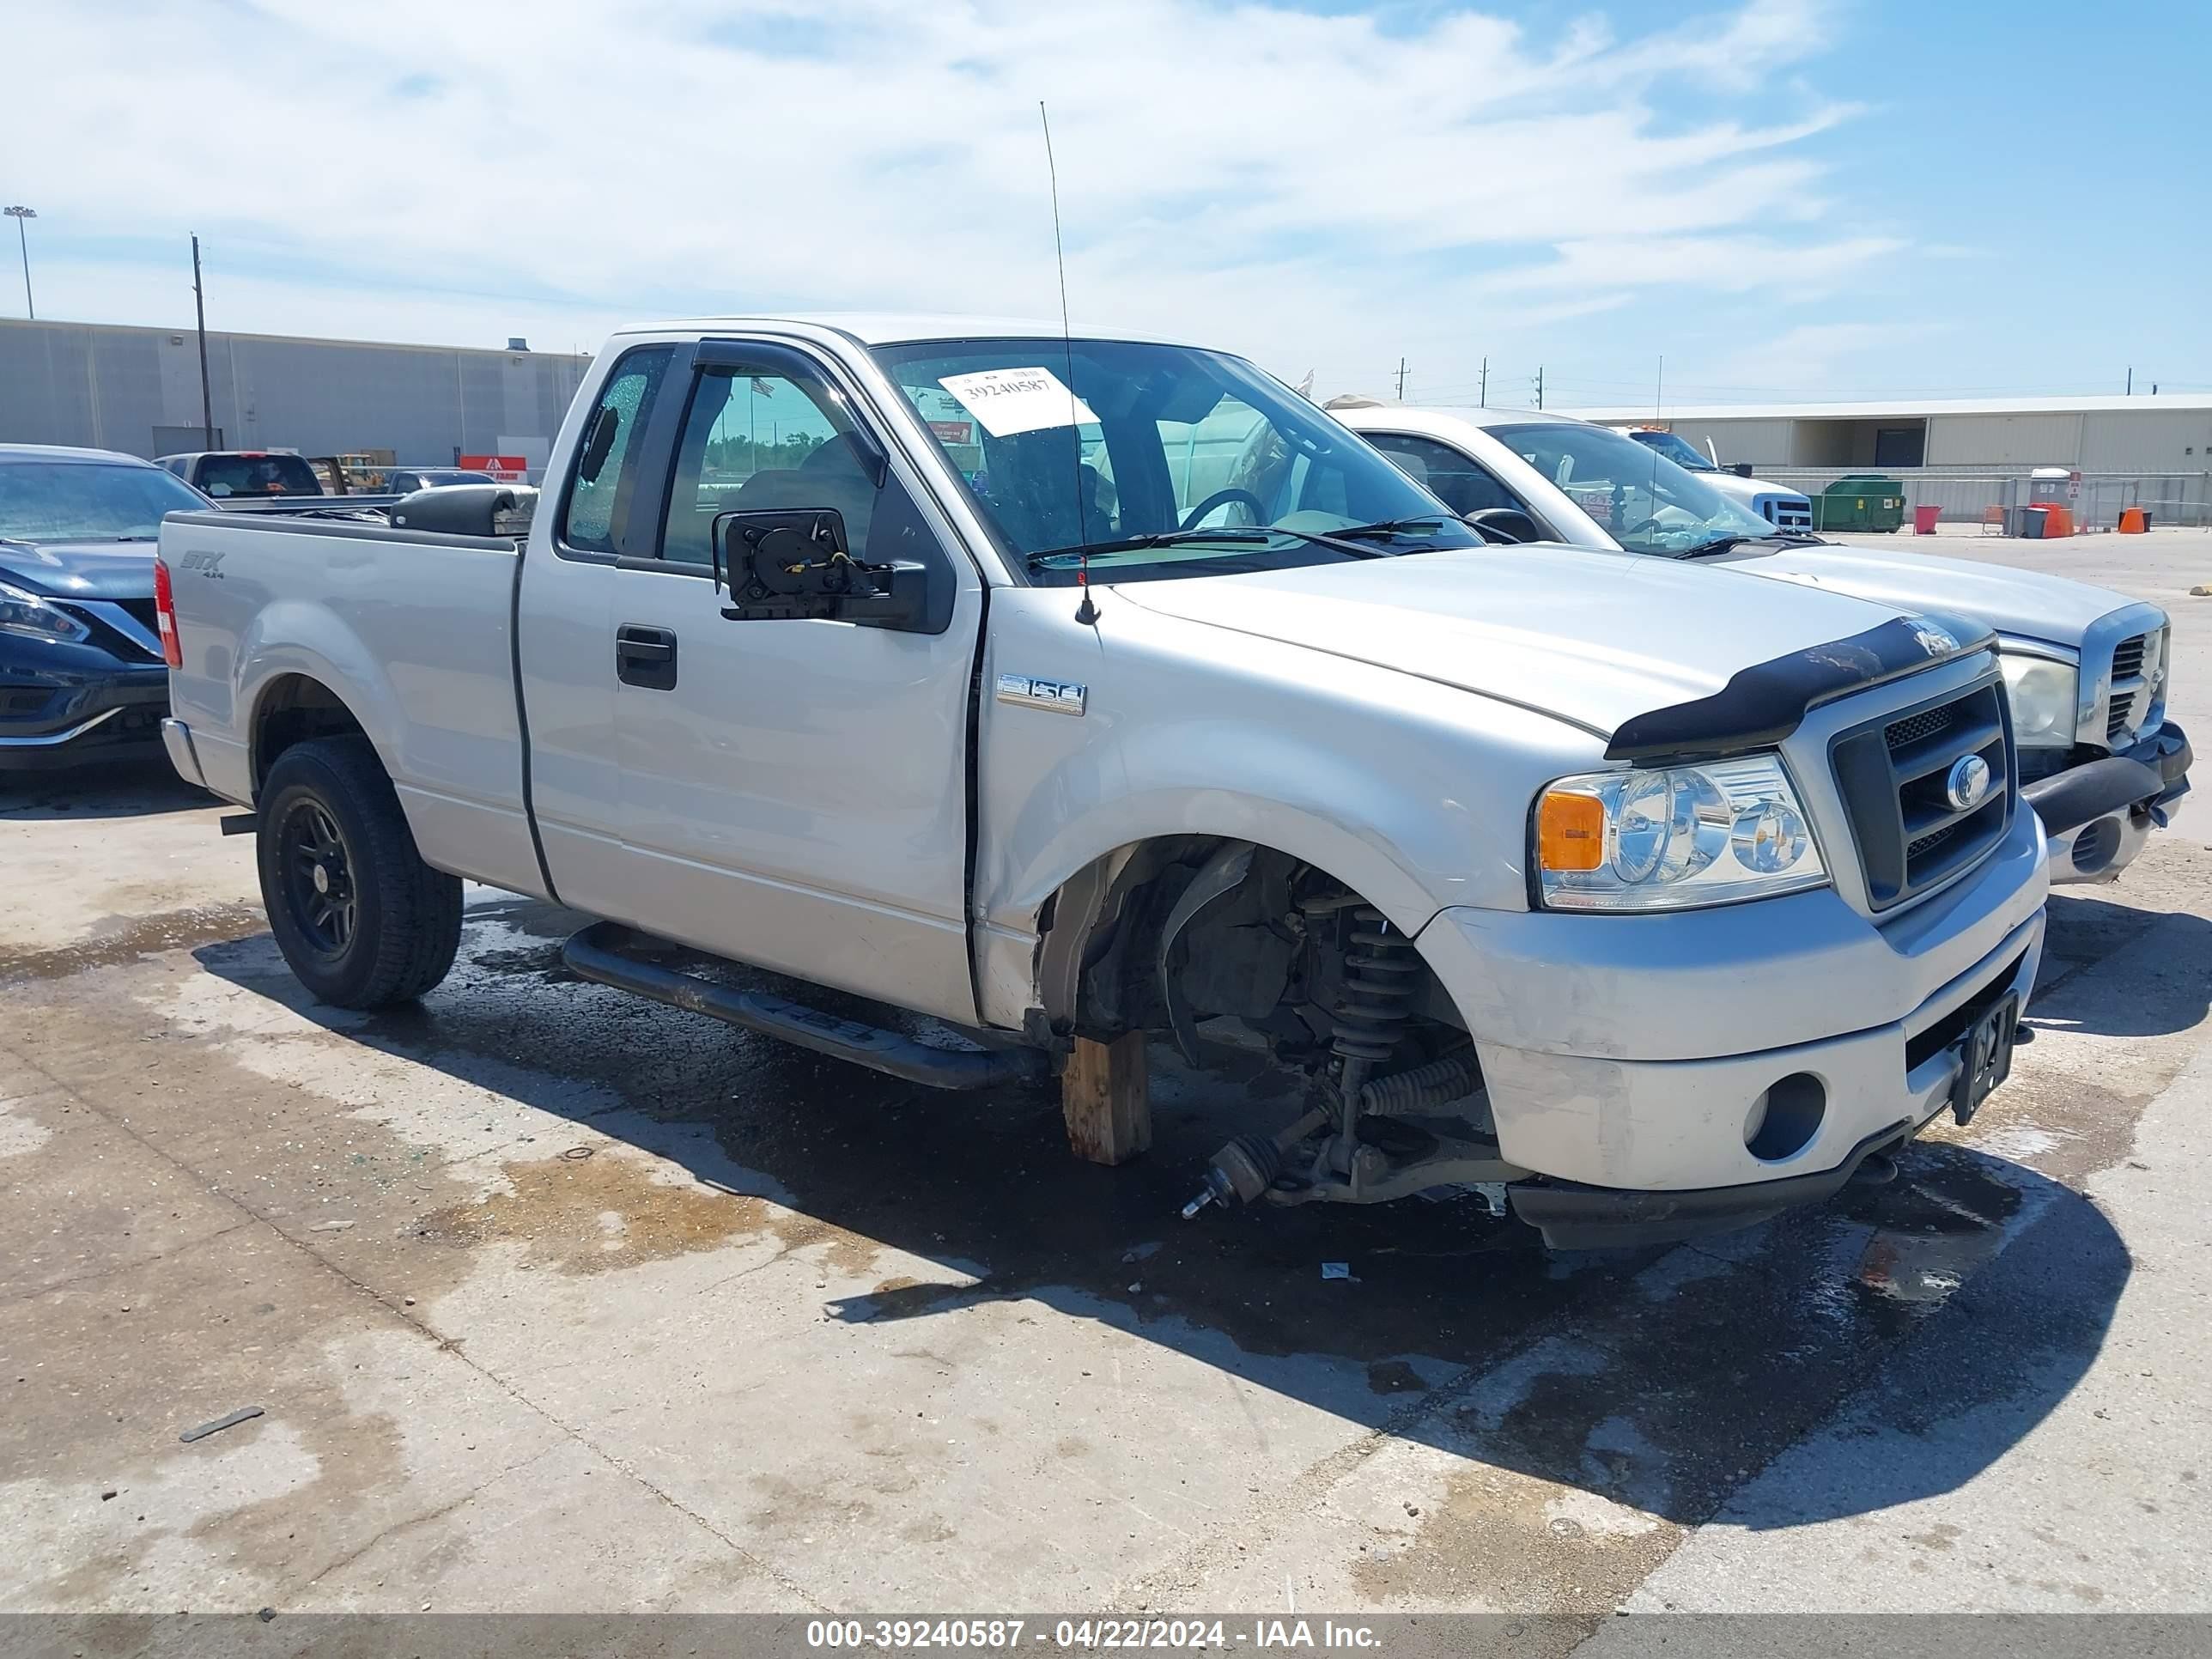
[1025, 528, 1271, 568]
[1678, 530, 1828, 559]
[1024, 525, 1385, 569]
[1680, 533, 1799, 558]
[1326, 516, 1455, 542]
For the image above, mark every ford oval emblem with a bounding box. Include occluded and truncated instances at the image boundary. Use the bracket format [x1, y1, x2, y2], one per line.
[1945, 753, 1992, 812]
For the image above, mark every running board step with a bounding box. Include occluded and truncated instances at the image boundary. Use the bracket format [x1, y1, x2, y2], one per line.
[561, 921, 1046, 1091]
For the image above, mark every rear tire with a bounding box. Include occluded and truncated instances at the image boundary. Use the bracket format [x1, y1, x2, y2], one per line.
[257, 736, 462, 1008]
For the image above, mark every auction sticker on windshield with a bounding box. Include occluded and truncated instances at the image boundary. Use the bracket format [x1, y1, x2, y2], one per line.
[937, 367, 1099, 438]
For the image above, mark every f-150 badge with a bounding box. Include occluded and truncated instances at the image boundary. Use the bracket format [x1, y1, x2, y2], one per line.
[995, 673, 1086, 715]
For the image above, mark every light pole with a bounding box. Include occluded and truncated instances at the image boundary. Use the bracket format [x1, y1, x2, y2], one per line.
[3, 206, 33, 319]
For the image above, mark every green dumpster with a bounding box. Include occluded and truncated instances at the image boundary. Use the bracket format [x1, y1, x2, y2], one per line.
[1812, 475, 1907, 533]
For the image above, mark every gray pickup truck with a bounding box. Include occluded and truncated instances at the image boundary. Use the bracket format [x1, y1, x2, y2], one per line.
[1337, 403, 2191, 885]
[157, 315, 2051, 1248]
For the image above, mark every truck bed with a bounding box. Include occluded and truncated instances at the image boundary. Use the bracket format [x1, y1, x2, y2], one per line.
[160, 510, 546, 898]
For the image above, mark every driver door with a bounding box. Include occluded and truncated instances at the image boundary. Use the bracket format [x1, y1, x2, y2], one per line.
[608, 340, 986, 1024]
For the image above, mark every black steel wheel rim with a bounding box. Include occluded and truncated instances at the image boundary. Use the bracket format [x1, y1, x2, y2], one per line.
[279, 799, 357, 955]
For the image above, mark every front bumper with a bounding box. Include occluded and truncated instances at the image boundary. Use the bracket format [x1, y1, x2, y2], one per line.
[2026, 721, 2191, 884]
[1414, 803, 2048, 1234]
[0, 648, 170, 773]
[1510, 1121, 1915, 1251]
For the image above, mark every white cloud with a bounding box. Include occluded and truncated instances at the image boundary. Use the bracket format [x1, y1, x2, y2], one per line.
[10, 0, 1867, 393]
[1708, 320, 1934, 388]
[1479, 233, 1904, 298]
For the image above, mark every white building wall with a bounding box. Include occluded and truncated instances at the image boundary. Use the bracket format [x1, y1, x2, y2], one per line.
[2077, 409, 2212, 472]
[0, 319, 592, 464]
[1924, 412, 2085, 466]
[1658, 417, 1796, 466]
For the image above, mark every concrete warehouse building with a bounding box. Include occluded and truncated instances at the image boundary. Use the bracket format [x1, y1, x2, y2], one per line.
[0, 317, 592, 471]
[1565, 392, 2212, 475]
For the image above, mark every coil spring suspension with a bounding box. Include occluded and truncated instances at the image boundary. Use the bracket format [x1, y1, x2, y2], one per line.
[1331, 906, 1419, 1108]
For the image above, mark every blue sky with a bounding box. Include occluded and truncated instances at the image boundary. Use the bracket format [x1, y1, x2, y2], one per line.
[5, 0, 2205, 407]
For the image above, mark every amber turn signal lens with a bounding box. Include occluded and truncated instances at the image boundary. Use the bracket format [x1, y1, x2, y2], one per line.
[1537, 790, 1606, 872]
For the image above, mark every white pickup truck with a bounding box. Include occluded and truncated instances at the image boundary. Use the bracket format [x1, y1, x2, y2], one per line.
[156, 315, 2048, 1249]
[1337, 404, 2191, 886]
[1608, 425, 1816, 532]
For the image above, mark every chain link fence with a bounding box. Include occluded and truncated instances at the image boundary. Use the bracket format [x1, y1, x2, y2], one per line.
[1755, 466, 2212, 531]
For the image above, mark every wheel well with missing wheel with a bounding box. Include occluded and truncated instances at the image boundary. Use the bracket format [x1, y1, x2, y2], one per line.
[1034, 836, 1473, 1085]
[1035, 838, 1510, 1210]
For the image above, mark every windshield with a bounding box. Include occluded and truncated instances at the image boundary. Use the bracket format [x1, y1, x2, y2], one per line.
[871, 338, 1477, 583]
[1490, 423, 1778, 556]
[1627, 429, 1717, 471]
[195, 453, 322, 497]
[0, 461, 210, 543]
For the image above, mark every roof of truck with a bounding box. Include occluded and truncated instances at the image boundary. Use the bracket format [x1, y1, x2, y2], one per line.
[0, 443, 159, 465]
[619, 313, 1200, 349]
[1333, 404, 1580, 428]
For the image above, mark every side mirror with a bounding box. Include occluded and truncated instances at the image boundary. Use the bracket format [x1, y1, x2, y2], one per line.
[1730, 463, 1754, 478]
[1464, 507, 1541, 544]
[577, 406, 620, 483]
[712, 508, 931, 631]
[389, 483, 534, 538]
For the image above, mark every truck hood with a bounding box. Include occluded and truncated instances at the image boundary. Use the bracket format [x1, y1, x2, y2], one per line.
[1112, 544, 1912, 740]
[0, 537, 158, 601]
[1720, 543, 2132, 646]
[1703, 472, 1807, 507]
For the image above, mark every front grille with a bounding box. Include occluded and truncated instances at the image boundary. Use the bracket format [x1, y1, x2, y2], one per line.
[54, 599, 164, 665]
[1885, 706, 1953, 750]
[1759, 496, 1814, 531]
[1832, 679, 2013, 912]
[2105, 632, 2151, 744]
[1906, 823, 1957, 861]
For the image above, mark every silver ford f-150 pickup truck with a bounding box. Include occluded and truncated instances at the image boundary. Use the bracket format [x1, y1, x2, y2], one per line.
[156, 316, 2049, 1248]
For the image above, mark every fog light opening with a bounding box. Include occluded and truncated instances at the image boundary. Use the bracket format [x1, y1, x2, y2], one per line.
[2070, 817, 2122, 875]
[1744, 1073, 1826, 1162]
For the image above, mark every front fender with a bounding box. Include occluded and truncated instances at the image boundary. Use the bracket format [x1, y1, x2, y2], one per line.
[971, 589, 1596, 1029]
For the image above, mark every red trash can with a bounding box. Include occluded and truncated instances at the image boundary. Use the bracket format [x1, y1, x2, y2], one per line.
[1912, 504, 1942, 536]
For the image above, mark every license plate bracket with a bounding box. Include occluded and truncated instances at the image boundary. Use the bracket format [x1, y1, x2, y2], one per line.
[1950, 994, 2020, 1126]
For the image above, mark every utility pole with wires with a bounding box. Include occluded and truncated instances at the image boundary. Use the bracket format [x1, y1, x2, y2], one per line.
[3, 206, 33, 319]
[191, 234, 214, 447]
[1479, 356, 1487, 407]
[1395, 357, 1407, 400]
[1533, 366, 1544, 410]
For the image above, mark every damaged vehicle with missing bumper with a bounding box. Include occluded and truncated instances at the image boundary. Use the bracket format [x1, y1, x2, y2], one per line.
[155, 316, 2046, 1249]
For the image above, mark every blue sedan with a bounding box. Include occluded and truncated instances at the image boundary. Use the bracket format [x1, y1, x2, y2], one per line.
[0, 445, 210, 774]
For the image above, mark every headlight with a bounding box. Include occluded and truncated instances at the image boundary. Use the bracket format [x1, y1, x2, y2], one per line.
[0, 580, 90, 644]
[1534, 754, 1828, 912]
[1998, 651, 2079, 748]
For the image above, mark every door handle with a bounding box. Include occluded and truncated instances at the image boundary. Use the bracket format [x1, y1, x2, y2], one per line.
[616, 624, 678, 690]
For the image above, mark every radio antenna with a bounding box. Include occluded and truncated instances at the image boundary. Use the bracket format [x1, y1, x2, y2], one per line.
[1039, 100, 1097, 625]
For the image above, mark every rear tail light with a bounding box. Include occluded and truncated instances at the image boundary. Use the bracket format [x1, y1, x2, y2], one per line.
[152, 557, 183, 668]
